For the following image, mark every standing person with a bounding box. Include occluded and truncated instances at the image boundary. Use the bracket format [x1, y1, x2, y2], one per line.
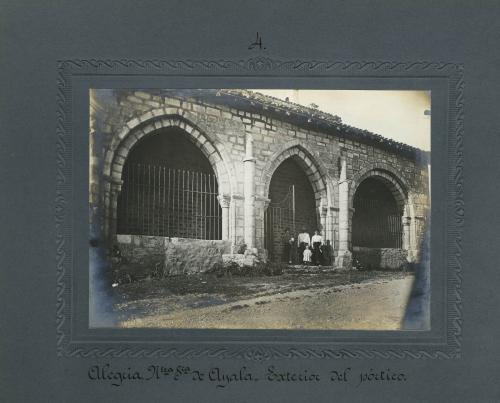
[311, 230, 323, 265]
[321, 240, 333, 266]
[297, 227, 311, 264]
[302, 245, 312, 265]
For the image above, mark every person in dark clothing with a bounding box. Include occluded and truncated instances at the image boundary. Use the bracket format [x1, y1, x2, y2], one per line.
[311, 230, 323, 265]
[321, 240, 334, 266]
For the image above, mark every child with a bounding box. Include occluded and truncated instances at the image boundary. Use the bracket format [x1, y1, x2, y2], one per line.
[297, 227, 310, 264]
[303, 245, 312, 265]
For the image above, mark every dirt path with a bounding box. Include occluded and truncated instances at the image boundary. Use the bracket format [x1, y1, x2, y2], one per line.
[119, 275, 413, 330]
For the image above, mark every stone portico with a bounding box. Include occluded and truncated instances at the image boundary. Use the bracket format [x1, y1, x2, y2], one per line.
[90, 89, 429, 274]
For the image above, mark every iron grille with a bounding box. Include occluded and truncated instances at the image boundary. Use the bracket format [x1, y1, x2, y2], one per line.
[352, 197, 403, 248]
[117, 163, 222, 240]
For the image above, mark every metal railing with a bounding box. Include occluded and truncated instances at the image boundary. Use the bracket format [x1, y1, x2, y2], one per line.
[352, 197, 402, 248]
[117, 163, 222, 240]
[265, 186, 294, 261]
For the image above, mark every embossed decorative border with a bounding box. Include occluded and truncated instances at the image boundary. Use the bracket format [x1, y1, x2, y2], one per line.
[56, 58, 463, 359]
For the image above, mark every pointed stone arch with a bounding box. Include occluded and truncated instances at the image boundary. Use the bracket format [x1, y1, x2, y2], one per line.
[102, 110, 235, 241]
[350, 164, 409, 214]
[260, 141, 333, 210]
[260, 142, 336, 254]
[349, 164, 414, 255]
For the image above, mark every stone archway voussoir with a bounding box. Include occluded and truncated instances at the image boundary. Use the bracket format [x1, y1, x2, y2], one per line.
[117, 127, 129, 140]
[164, 107, 180, 115]
[204, 141, 216, 155]
[125, 117, 141, 130]
[139, 111, 154, 123]
[142, 123, 156, 134]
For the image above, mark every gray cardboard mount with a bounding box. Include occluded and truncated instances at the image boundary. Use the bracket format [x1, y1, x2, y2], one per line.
[0, 1, 498, 402]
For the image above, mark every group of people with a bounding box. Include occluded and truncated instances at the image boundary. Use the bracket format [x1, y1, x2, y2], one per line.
[281, 228, 334, 266]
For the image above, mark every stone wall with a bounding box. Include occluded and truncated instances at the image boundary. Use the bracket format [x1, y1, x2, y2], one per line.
[164, 237, 231, 275]
[352, 246, 409, 270]
[91, 89, 430, 267]
[116, 234, 231, 278]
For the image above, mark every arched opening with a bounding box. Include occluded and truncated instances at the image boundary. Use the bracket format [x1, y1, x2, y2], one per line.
[116, 127, 222, 239]
[265, 157, 318, 261]
[352, 177, 403, 248]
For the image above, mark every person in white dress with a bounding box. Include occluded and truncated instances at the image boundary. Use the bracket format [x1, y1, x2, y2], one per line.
[302, 245, 312, 265]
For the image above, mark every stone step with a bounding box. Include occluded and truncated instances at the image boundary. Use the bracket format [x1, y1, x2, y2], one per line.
[283, 265, 336, 274]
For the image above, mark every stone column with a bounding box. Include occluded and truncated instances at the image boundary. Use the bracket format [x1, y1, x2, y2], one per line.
[243, 133, 256, 250]
[326, 207, 335, 248]
[402, 204, 408, 249]
[336, 158, 352, 269]
[401, 195, 419, 262]
[320, 206, 328, 238]
[230, 194, 241, 253]
[403, 209, 411, 253]
[107, 179, 123, 247]
[409, 201, 418, 261]
[102, 181, 111, 240]
[260, 198, 271, 262]
[217, 194, 231, 240]
[338, 159, 350, 251]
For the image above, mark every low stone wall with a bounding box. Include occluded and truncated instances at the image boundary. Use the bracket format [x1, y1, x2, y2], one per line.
[164, 237, 231, 275]
[222, 248, 267, 268]
[115, 234, 231, 279]
[115, 235, 165, 280]
[352, 247, 408, 270]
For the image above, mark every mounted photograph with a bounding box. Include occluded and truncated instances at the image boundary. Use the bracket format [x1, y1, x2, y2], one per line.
[89, 89, 431, 330]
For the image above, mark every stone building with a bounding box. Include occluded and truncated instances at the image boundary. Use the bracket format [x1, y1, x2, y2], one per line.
[90, 89, 429, 276]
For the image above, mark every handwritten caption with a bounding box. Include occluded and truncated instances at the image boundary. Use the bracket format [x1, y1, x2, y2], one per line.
[248, 32, 266, 50]
[88, 364, 407, 388]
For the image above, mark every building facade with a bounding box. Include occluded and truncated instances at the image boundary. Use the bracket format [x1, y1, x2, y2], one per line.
[90, 89, 429, 272]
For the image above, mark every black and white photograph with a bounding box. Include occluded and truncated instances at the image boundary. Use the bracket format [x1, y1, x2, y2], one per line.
[89, 88, 431, 330]
[11, 0, 500, 401]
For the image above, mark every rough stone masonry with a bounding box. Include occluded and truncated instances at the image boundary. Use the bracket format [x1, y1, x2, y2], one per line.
[90, 89, 429, 276]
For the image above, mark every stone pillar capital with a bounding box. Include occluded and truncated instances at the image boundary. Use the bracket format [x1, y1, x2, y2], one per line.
[262, 198, 271, 211]
[103, 174, 123, 186]
[111, 183, 123, 193]
[338, 179, 351, 186]
[217, 194, 231, 208]
[103, 175, 123, 194]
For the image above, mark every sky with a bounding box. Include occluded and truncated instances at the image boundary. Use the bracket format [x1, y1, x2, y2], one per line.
[254, 90, 431, 151]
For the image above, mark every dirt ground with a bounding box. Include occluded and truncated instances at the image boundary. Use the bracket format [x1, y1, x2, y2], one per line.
[112, 269, 414, 330]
